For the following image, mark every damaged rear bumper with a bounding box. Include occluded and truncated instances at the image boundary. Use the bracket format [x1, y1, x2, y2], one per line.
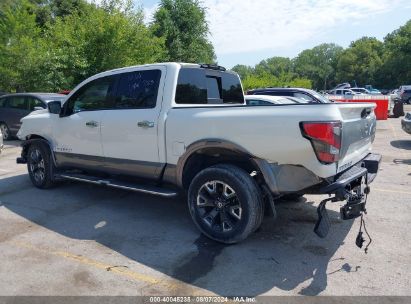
[319, 153, 381, 195]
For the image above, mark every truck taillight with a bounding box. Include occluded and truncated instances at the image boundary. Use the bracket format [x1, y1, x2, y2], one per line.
[301, 121, 342, 164]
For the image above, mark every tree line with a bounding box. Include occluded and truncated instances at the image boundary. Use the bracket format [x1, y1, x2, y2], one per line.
[0, 0, 215, 92]
[1, 0, 410, 93]
[234, 21, 411, 91]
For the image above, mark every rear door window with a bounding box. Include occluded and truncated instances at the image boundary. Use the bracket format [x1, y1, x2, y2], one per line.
[176, 68, 243, 104]
[114, 70, 161, 109]
[8, 96, 28, 110]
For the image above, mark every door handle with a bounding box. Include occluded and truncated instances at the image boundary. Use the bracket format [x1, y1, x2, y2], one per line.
[137, 121, 155, 128]
[85, 121, 99, 128]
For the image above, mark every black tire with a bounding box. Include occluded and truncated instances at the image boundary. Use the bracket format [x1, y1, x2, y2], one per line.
[188, 164, 264, 244]
[281, 193, 304, 201]
[27, 142, 55, 189]
[0, 123, 11, 140]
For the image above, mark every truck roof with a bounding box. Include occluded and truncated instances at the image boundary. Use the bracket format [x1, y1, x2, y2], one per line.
[93, 62, 235, 79]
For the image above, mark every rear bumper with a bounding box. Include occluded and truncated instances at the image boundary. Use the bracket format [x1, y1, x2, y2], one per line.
[319, 153, 381, 194]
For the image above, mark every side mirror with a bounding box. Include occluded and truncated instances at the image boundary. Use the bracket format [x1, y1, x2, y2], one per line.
[48, 101, 62, 115]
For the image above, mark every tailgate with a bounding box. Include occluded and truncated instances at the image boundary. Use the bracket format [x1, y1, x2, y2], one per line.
[337, 103, 377, 173]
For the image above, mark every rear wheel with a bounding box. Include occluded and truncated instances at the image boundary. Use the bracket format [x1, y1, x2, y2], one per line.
[188, 164, 263, 244]
[27, 142, 55, 189]
[0, 123, 10, 140]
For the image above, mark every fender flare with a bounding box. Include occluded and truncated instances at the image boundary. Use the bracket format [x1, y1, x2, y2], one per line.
[175, 139, 280, 194]
[20, 138, 57, 167]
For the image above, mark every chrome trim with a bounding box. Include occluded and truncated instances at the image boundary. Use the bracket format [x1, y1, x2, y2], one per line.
[137, 121, 155, 128]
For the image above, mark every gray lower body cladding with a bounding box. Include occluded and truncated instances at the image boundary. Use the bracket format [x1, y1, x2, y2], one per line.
[252, 159, 322, 195]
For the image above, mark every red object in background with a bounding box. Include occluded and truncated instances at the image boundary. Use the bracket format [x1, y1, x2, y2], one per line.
[329, 97, 389, 120]
[372, 99, 389, 120]
[58, 90, 71, 95]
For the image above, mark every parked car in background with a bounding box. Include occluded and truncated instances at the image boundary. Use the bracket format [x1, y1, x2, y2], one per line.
[401, 112, 411, 134]
[0, 92, 7, 96]
[0, 128, 3, 154]
[390, 89, 400, 100]
[245, 95, 309, 105]
[328, 88, 359, 96]
[333, 83, 351, 90]
[58, 90, 71, 95]
[247, 88, 331, 103]
[365, 85, 381, 94]
[0, 93, 66, 140]
[399, 85, 411, 104]
[351, 88, 371, 95]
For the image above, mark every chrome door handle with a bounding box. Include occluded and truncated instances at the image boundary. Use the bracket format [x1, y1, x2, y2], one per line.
[85, 121, 99, 128]
[137, 121, 155, 128]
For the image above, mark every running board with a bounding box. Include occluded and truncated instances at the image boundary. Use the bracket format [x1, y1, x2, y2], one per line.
[55, 173, 178, 198]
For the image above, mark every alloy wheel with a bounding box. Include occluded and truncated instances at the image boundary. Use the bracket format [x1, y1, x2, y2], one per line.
[29, 149, 46, 183]
[196, 180, 242, 233]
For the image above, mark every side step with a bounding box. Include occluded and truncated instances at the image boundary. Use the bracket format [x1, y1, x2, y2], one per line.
[55, 173, 178, 198]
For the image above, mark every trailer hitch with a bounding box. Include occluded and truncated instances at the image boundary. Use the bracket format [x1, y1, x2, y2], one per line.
[314, 185, 372, 252]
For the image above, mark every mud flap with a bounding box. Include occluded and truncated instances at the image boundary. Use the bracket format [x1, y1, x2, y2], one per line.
[314, 200, 331, 238]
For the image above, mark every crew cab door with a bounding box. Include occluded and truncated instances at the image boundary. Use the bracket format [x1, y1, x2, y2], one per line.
[100, 67, 165, 179]
[52, 75, 117, 169]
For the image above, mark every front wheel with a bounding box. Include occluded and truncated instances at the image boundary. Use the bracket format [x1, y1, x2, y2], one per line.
[188, 164, 264, 244]
[27, 142, 55, 189]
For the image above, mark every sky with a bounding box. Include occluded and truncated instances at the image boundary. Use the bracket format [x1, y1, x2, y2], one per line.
[138, 0, 411, 68]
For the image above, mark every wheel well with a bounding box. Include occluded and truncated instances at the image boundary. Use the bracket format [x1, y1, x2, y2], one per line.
[26, 134, 47, 141]
[181, 148, 259, 189]
[21, 135, 52, 160]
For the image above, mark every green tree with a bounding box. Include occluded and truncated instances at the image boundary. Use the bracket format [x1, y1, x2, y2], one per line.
[242, 72, 311, 91]
[336, 37, 383, 87]
[152, 0, 216, 63]
[294, 43, 343, 90]
[0, 0, 44, 92]
[380, 20, 411, 88]
[231, 64, 254, 80]
[40, 0, 166, 90]
[254, 56, 293, 78]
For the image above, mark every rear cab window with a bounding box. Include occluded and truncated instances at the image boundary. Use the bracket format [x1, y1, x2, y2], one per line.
[175, 67, 244, 105]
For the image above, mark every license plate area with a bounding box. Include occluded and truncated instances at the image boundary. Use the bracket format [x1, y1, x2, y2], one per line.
[340, 175, 368, 220]
[340, 199, 366, 220]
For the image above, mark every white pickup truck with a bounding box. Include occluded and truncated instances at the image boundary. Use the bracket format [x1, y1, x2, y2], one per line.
[17, 63, 381, 244]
